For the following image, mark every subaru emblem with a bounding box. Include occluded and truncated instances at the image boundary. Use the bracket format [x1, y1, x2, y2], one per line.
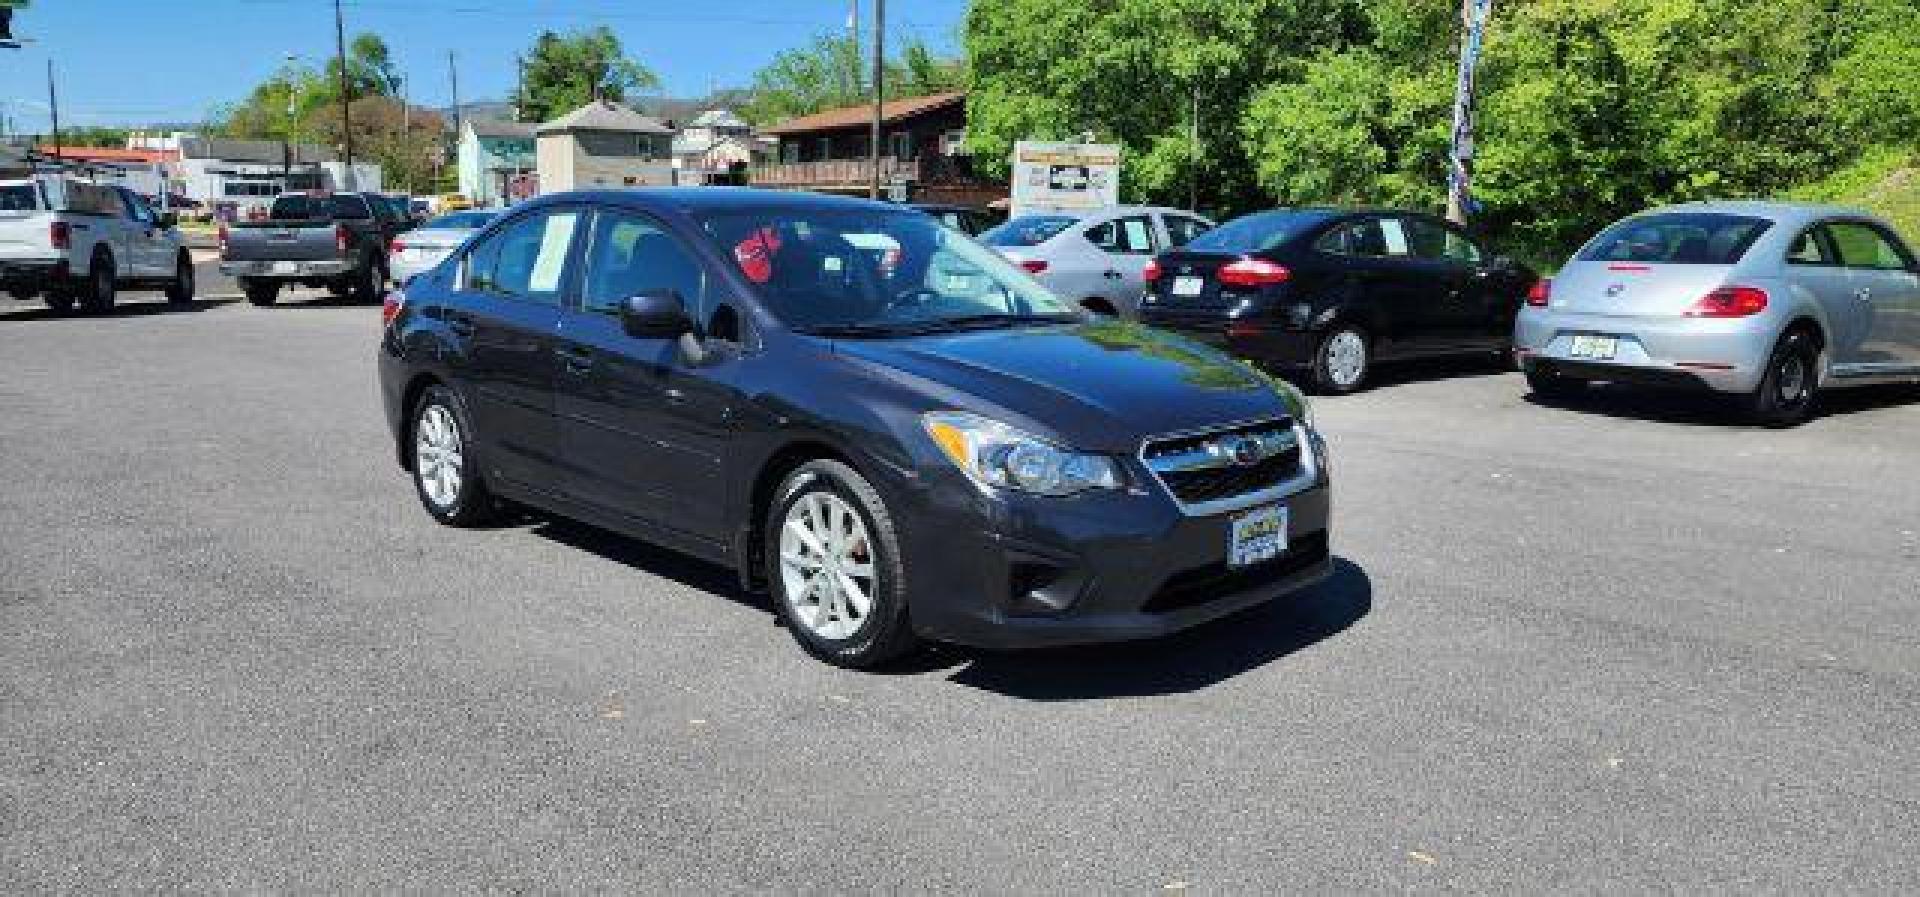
[1229, 436, 1264, 466]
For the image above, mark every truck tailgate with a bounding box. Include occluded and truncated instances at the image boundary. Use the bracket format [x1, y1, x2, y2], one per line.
[0, 212, 55, 262]
[224, 221, 342, 262]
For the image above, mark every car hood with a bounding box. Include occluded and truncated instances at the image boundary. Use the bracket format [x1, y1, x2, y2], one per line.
[830, 320, 1292, 452]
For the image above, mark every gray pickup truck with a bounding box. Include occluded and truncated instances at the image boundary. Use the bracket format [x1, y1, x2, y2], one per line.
[220, 192, 408, 306]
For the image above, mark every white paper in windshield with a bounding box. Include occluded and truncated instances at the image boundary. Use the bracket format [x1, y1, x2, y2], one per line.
[529, 212, 578, 293]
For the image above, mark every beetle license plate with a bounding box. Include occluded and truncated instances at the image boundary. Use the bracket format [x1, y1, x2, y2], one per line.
[271, 261, 298, 275]
[1568, 335, 1618, 360]
[1228, 504, 1288, 568]
[1171, 276, 1204, 297]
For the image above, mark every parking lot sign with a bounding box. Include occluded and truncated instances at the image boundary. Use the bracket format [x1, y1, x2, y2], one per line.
[1010, 141, 1120, 219]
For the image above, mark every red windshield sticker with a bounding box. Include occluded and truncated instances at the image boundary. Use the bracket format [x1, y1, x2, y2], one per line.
[734, 227, 783, 284]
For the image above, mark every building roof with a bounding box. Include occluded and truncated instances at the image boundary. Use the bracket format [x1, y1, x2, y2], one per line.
[760, 92, 965, 136]
[536, 100, 674, 136]
[690, 109, 749, 130]
[179, 137, 336, 164]
[33, 146, 178, 165]
[465, 119, 536, 140]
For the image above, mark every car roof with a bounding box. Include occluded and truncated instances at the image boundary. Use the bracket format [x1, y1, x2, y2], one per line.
[907, 202, 983, 213]
[534, 186, 907, 219]
[1635, 200, 1879, 227]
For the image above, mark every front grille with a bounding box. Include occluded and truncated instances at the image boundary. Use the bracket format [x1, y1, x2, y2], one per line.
[1142, 531, 1330, 614]
[1141, 418, 1304, 507]
[1158, 448, 1301, 504]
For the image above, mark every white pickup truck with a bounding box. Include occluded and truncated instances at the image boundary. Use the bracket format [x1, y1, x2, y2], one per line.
[0, 177, 195, 313]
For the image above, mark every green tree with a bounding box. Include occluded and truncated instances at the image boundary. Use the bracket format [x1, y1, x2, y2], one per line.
[513, 27, 660, 123]
[741, 33, 966, 126]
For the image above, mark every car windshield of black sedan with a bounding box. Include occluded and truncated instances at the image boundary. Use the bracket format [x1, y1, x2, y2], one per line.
[1183, 211, 1310, 254]
[703, 210, 1076, 334]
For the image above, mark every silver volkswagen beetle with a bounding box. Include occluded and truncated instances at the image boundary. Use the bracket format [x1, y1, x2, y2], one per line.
[1515, 202, 1920, 425]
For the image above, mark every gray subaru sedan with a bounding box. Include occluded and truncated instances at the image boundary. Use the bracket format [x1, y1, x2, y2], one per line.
[1516, 202, 1920, 425]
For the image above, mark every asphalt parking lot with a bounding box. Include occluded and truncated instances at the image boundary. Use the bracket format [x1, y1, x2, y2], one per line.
[4, 269, 1918, 891]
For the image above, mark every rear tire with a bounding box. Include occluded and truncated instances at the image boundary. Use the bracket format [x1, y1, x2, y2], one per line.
[764, 459, 921, 670]
[1525, 366, 1588, 399]
[410, 385, 499, 527]
[79, 251, 116, 313]
[1311, 325, 1371, 394]
[1743, 330, 1820, 427]
[352, 258, 385, 303]
[165, 254, 195, 305]
[242, 279, 280, 307]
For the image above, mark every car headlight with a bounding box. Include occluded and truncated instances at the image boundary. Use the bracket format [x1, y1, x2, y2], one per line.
[921, 412, 1122, 497]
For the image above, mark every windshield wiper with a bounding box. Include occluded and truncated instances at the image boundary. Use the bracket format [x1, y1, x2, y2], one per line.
[917, 313, 1082, 332]
[795, 323, 921, 338]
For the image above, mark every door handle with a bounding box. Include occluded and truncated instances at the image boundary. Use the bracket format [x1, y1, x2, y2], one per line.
[1855, 287, 1873, 302]
[554, 345, 593, 372]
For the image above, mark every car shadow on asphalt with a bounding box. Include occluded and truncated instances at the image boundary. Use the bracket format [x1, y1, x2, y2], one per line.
[942, 558, 1373, 700]
[526, 516, 772, 614]
[1524, 381, 1920, 426]
[262, 293, 383, 309]
[1266, 353, 1513, 394]
[0, 297, 239, 321]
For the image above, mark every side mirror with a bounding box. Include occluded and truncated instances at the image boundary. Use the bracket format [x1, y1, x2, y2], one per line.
[620, 289, 693, 339]
[157, 212, 178, 229]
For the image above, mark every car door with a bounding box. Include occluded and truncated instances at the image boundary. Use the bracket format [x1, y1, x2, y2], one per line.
[1827, 220, 1920, 369]
[1404, 215, 1507, 348]
[118, 190, 171, 276]
[553, 207, 735, 542]
[1781, 224, 1869, 366]
[1317, 216, 1432, 356]
[443, 206, 581, 493]
[1081, 213, 1160, 314]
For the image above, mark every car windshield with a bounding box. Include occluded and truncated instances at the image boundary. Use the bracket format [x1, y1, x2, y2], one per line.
[0, 184, 39, 212]
[702, 209, 1078, 335]
[424, 211, 495, 230]
[1577, 213, 1773, 264]
[980, 214, 1078, 247]
[1186, 211, 1311, 254]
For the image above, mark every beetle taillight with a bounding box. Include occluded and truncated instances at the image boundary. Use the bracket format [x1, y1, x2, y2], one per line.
[1526, 278, 1552, 307]
[1685, 286, 1768, 318]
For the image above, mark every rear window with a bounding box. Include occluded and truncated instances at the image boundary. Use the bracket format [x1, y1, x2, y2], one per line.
[270, 194, 373, 221]
[1578, 213, 1772, 265]
[981, 215, 1077, 247]
[0, 184, 39, 212]
[1186, 211, 1310, 254]
[424, 211, 495, 230]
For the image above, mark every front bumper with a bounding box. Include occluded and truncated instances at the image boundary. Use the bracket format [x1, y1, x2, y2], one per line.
[1514, 308, 1774, 393]
[220, 259, 353, 279]
[895, 433, 1333, 651]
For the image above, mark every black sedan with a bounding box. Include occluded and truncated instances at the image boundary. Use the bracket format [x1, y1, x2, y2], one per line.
[1137, 208, 1536, 392]
[378, 188, 1332, 669]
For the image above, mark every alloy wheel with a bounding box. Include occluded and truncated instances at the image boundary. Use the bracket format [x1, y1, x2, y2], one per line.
[1325, 330, 1367, 388]
[1775, 353, 1808, 407]
[778, 491, 876, 641]
[414, 403, 464, 510]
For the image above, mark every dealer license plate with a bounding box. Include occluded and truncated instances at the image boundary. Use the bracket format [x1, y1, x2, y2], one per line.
[271, 261, 298, 275]
[1171, 275, 1204, 297]
[1228, 504, 1288, 568]
[1568, 334, 1618, 360]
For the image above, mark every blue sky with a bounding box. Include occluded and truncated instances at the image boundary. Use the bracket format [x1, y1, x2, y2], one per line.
[0, 0, 967, 132]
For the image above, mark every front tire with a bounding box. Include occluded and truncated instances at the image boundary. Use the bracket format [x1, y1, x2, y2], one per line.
[765, 460, 920, 669]
[165, 254, 195, 305]
[1311, 325, 1371, 394]
[1743, 330, 1820, 427]
[410, 385, 498, 526]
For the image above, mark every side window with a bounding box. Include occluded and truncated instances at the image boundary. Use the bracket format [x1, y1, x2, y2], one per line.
[1403, 218, 1483, 264]
[1785, 227, 1837, 266]
[1826, 222, 1913, 271]
[1085, 215, 1158, 255]
[1164, 215, 1213, 248]
[468, 210, 579, 305]
[122, 191, 156, 225]
[330, 195, 372, 221]
[1317, 219, 1392, 258]
[580, 211, 707, 319]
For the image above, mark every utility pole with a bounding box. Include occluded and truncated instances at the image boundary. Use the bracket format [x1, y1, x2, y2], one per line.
[868, 0, 884, 200]
[1188, 82, 1200, 212]
[46, 59, 59, 162]
[1446, 0, 1492, 225]
[448, 51, 462, 133]
[332, 0, 355, 189]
